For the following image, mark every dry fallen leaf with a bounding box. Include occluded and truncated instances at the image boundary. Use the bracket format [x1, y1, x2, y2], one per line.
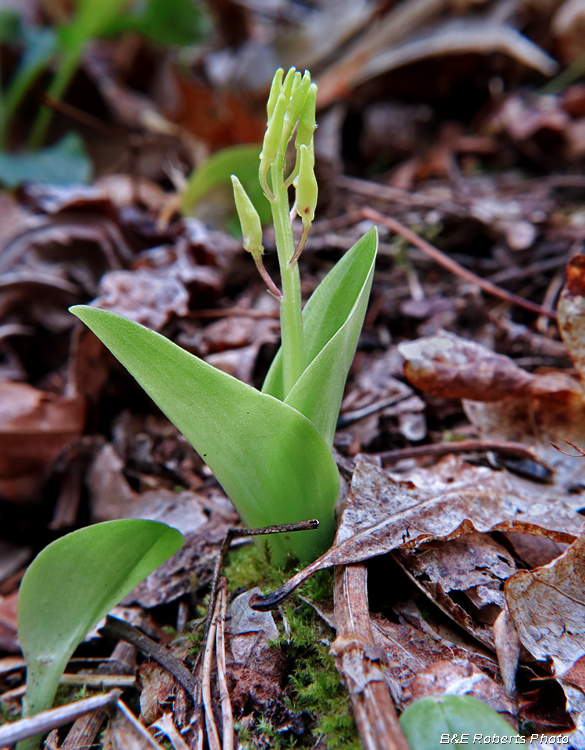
[0, 381, 86, 502]
[506, 531, 585, 747]
[399, 330, 585, 487]
[252, 460, 582, 610]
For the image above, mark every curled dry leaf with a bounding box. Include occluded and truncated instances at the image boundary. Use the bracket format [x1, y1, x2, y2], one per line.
[394, 533, 517, 650]
[558, 253, 585, 382]
[506, 531, 585, 746]
[505, 531, 585, 676]
[399, 330, 585, 487]
[251, 460, 582, 610]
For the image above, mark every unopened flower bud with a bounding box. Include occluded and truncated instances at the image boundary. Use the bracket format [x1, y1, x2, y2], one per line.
[261, 92, 286, 166]
[295, 83, 317, 151]
[296, 144, 318, 229]
[231, 175, 263, 260]
[266, 68, 283, 121]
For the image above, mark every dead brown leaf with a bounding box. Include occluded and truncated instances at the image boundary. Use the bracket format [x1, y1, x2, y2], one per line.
[0, 381, 86, 503]
[506, 531, 585, 675]
[251, 460, 582, 611]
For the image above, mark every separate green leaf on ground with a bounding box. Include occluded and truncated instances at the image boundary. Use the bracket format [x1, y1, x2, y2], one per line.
[17, 520, 183, 749]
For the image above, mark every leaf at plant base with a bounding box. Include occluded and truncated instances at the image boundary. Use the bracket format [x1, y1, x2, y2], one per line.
[181, 144, 271, 224]
[0, 133, 91, 188]
[399, 695, 516, 750]
[17, 520, 183, 731]
[263, 226, 378, 444]
[69, 306, 339, 564]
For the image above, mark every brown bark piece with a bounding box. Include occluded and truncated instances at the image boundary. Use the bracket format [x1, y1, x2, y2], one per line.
[332, 563, 410, 750]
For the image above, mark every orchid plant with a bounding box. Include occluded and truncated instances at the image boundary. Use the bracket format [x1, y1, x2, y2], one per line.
[71, 67, 378, 564]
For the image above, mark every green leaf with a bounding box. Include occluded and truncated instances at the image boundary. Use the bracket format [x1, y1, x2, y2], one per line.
[17, 520, 183, 747]
[0, 9, 21, 42]
[263, 226, 378, 445]
[105, 0, 209, 47]
[182, 144, 271, 225]
[2, 26, 58, 141]
[399, 695, 518, 750]
[59, 0, 130, 49]
[69, 306, 339, 564]
[0, 132, 92, 187]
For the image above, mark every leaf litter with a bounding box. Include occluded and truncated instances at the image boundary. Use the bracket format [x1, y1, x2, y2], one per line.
[6, 2, 585, 748]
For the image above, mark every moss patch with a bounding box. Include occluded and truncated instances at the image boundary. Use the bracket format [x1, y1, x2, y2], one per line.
[224, 544, 360, 749]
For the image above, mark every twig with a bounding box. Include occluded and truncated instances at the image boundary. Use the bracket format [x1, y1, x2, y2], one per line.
[201, 596, 221, 750]
[0, 691, 121, 746]
[99, 616, 198, 700]
[362, 207, 557, 320]
[337, 394, 411, 427]
[374, 438, 554, 475]
[332, 564, 411, 750]
[61, 640, 136, 750]
[214, 578, 234, 750]
[204, 518, 319, 645]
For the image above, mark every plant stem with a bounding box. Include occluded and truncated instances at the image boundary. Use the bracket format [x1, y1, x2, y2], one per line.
[270, 160, 303, 395]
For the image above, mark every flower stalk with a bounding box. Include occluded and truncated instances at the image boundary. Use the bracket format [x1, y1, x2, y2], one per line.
[232, 67, 318, 397]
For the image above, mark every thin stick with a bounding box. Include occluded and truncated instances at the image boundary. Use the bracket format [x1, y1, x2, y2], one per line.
[203, 518, 319, 645]
[99, 616, 198, 700]
[362, 207, 558, 320]
[0, 691, 120, 746]
[214, 579, 234, 750]
[201, 598, 221, 750]
[374, 438, 554, 473]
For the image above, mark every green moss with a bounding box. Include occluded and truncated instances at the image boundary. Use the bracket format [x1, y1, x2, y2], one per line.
[224, 544, 360, 749]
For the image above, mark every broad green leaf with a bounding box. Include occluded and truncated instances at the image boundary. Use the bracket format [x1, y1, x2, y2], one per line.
[17, 519, 183, 748]
[69, 306, 339, 564]
[0, 132, 91, 187]
[399, 695, 517, 750]
[182, 144, 271, 225]
[263, 226, 378, 444]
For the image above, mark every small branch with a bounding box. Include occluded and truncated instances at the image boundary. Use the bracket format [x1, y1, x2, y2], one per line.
[204, 518, 319, 644]
[374, 438, 554, 476]
[201, 595, 221, 750]
[0, 691, 121, 746]
[214, 579, 234, 750]
[99, 616, 198, 700]
[362, 207, 557, 320]
[332, 564, 411, 750]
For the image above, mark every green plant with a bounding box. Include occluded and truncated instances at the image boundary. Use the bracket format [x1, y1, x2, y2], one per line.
[17, 519, 183, 750]
[0, 0, 206, 183]
[399, 695, 518, 750]
[71, 67, 378, 564]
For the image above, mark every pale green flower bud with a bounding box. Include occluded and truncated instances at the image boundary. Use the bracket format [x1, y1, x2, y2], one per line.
[266, 68, 283, 121]
[296, 144, 318, 229]
[283, 71, 311, 146]
[281, 67, 296, 101]
[231, 175, 263, 260]
[261, 91, 286, 166]
[295, 83, 317, 151]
